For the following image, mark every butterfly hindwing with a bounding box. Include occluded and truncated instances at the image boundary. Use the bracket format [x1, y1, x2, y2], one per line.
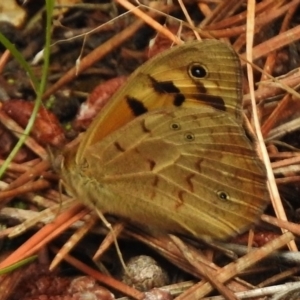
[70, 107, 269, 240]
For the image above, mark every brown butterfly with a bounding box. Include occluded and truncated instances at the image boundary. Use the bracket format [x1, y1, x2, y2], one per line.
[58, 40, 269, 240]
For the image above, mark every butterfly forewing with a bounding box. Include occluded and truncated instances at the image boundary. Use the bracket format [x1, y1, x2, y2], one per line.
[64, 107, 269, 240]
[77, 40, 242, 161]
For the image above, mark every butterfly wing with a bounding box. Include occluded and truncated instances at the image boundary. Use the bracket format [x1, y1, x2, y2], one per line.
[65, 107, 269, 240]
[77, 40, 242, 161]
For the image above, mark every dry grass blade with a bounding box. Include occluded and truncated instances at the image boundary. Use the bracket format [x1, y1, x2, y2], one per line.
[0, 204, 88, 269]
[176, 232, 294, 299]
[50, 212, 98, 271]
[0, 109, 47, 159]
[245, 0, 297, 251]
[170, 235, 239, 300]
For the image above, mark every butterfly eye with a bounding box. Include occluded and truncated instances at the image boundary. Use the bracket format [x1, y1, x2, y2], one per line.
[189, 63, 207, 78]
[170, 122, 181, 130]
[217, 191, 230, 201]
[185, 132, 195, 141]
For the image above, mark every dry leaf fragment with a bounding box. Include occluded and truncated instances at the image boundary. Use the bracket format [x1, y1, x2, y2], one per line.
[74, 76, 127, 130]
[2, 99, 66, 147]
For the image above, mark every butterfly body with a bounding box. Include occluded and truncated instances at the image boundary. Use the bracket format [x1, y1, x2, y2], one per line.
[59, 40, 269, 240]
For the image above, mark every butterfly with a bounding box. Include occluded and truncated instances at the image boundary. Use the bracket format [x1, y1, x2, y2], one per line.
[58, 39, 269, 240]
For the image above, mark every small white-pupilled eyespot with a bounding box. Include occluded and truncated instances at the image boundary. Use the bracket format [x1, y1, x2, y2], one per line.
[185, 132, 195, 141]
[189, 63, 208, 78]
[170, 122, 181, 130]
[217, 190, 230, 201]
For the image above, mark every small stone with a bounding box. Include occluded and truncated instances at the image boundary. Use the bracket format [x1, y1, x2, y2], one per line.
[122, 255, 169, 292]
